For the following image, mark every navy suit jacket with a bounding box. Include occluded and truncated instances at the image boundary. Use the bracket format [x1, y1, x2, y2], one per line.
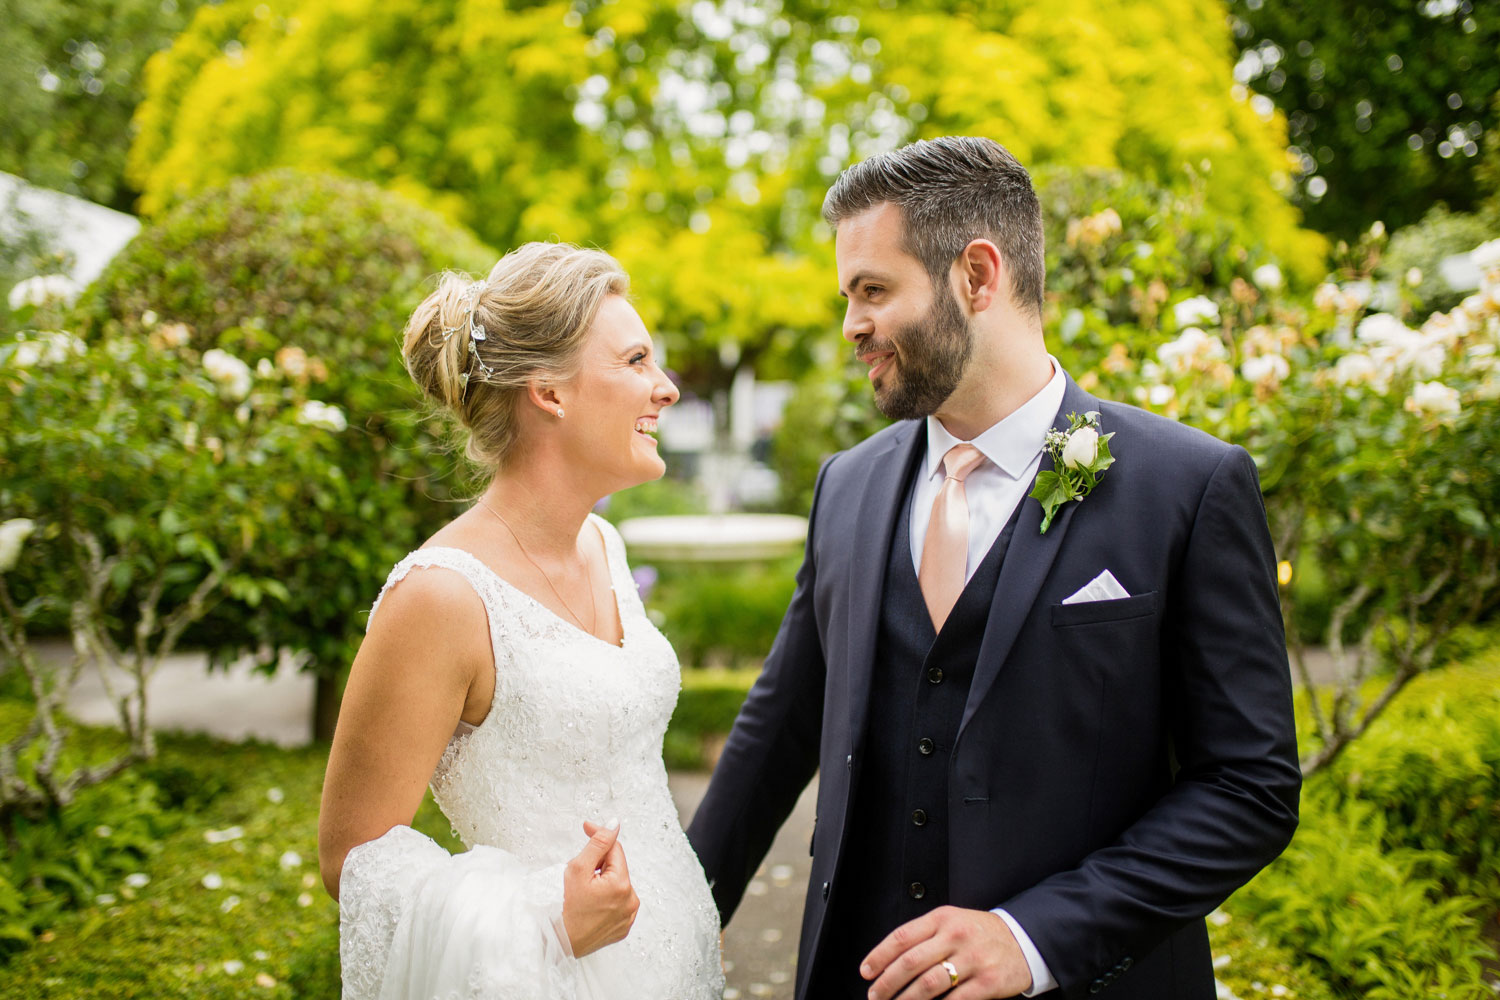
[686, 376, 1302, 999]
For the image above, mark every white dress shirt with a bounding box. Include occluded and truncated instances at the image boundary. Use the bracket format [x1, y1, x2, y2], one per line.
[905, 357, 1065, 997]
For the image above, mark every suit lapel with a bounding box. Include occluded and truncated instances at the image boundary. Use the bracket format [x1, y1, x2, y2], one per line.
[960, 375, 1101, 737]
[846, 420, 926, 752]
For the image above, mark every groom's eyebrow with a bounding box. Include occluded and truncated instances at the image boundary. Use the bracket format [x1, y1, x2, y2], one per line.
[839, 273, 871, 298]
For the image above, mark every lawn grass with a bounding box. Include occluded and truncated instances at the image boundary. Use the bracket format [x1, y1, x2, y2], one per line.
[0, 715, 458, 999]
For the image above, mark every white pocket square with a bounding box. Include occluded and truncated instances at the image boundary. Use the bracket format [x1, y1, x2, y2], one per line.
[1062, 569, 1130, 605]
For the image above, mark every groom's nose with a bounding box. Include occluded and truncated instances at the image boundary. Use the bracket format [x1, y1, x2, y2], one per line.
[842, 302, 873, 344]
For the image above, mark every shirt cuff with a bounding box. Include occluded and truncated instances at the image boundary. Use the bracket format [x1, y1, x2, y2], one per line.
[993, 908, 1058, 997]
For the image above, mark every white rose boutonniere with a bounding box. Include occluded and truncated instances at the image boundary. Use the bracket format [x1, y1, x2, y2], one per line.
[1030, 411, 1115, 533]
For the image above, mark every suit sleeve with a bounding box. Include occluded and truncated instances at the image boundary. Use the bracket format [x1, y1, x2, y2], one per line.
[1001, 445, 1302, 997]
[685, 457, 834, 924]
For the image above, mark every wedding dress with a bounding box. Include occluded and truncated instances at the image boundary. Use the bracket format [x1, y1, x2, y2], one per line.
[339, 514, 724, 1000]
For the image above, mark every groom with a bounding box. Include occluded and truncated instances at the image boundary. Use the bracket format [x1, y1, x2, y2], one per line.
[686, 136, 1301, 999]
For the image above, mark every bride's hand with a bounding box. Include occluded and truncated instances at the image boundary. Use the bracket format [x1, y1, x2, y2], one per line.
[562, 820, 640, 957]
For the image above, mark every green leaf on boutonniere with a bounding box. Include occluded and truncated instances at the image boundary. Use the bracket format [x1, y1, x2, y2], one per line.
[1033, 412, 1116, 533]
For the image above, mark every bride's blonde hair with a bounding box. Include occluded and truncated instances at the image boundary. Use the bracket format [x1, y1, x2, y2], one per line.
[403, 242, 628, 469]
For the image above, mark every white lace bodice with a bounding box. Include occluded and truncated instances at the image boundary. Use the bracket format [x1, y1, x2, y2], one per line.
[339, 514, 723, 1000]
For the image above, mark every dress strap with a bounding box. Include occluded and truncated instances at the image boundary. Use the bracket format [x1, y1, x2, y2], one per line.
[367, 547, 506, 645]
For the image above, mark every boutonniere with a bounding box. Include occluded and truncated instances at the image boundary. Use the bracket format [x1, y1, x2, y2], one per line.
[1030, 411, 1115, 533]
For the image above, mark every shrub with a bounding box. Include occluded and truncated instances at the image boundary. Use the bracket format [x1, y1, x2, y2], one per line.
[664, 667, 760, 770]
[67, 169, 495, 739]
[1, 318, 352, 819]
[1229, 796, 1494, 1000]
[650, 559, 799, 669]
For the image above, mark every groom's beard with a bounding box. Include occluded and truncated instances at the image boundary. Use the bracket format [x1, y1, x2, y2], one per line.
[864, 279, 973, 421]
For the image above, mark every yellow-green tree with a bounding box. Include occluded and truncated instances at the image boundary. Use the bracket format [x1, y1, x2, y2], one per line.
[130, 0, 1326, 403]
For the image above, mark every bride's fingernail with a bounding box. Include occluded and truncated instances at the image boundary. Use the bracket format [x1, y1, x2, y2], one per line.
[605, 817, 621, 831]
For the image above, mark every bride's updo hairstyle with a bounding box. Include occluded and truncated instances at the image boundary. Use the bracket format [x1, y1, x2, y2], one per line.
[402, 242, 628, 469]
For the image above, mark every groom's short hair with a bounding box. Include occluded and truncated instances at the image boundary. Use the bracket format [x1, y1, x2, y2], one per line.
[822, 136, 1045, 317]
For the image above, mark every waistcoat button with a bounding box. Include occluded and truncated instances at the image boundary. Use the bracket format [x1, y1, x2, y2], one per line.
[927, 666, 944, 684]
[911, 809, 927, 826]
[908, 882, 926, 900]
[917, 737, 935, 755]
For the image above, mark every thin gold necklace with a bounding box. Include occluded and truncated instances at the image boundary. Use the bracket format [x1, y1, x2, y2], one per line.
[474, 497, 599, 636]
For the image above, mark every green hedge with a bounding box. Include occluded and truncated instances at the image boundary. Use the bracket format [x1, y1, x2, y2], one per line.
[1231, 653, 1500, 999]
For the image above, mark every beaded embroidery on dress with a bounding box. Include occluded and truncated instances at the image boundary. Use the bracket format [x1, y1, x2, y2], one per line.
[338, 514, 723, 1000]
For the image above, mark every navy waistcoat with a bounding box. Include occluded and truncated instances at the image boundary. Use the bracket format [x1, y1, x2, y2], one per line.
[809, 465, 1022, 995]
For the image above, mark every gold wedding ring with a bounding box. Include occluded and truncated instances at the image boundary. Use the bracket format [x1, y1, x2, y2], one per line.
[941, 960, 959, 987]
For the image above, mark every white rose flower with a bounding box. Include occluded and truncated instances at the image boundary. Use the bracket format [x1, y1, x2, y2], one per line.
[1404, 380, 1461, 418]
[1157, 327, 1228, 374]
[1172, 296, 1220, 328]
[202, 348, 253, 400]
[1313, 283, 1341, 311]
[7, 274, 82, 311]
[296, 400, 348, 433]
[141, 310, 159, 327]
[1147, 383, 1175, 406]
[1369, 220, 1386, 240]
[0, 519, 36, 573]
[7, 331, 85, 368]
[1356, 313, 1414, 346]
[1332, 353, 1379, 385]
[1060, 426, 1099, 469]
[1252, 264, 1283, 291]
[1241, 354, 1290, 383]
[1470, 238, 1500, 272]
[1405, 267, 1423, 287]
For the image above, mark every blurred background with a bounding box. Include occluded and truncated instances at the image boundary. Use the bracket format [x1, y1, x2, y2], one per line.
[2, 1, 1499, 997]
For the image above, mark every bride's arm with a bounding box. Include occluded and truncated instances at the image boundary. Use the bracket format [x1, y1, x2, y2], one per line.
[318, 566, 489, 902]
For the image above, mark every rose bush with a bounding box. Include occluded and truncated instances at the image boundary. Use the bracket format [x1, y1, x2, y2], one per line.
[64, 170, 495, 739]
[0, 317, 350, 820]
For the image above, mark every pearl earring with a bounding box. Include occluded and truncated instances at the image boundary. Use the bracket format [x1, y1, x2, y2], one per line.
[556, 407, 565, 418]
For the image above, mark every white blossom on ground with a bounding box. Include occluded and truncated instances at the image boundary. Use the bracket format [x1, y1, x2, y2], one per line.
[202, 348, 253, 400]
[296, 399, 347, 432]
[204, 825, 245, 844]
[266, 787, 285, 804]
[224, 960, 245, 975]
[1172, 295, 1220, 328]
[202, 872, 224, 890]
[7, 274, 82, 311]
[124, 873, 150, 889]
[0, 519, 36, 573]
[280, 850, 302, 869]
[1404, 380, 1461, 419]
[220, 894, 241, 913]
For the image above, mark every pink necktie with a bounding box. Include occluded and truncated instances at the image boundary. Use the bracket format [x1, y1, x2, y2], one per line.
[918, 443, 987, 631]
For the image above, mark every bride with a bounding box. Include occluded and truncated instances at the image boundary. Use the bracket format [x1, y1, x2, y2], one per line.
[318, 242, 724, 999]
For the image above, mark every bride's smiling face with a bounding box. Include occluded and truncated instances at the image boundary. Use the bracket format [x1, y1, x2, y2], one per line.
[558, 295, 679, 493]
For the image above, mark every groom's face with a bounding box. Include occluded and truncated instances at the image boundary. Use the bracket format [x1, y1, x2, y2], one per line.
[835, 202, 973, 420]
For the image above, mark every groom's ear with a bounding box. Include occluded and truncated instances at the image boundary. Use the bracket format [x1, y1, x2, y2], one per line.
[955, 238, 1006, 314]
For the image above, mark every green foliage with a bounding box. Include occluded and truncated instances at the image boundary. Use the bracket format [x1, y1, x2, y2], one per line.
[0, 0, 211, 212]
[663, 667, 760, 770]
[128, 0, 1326, 404]
[1206, 907, 1340, 1000]
[1381, 204, 1498, 315]
[1228, 0, 1500, 238]
[649, 559, 799, 669]
[0, 696, 460, 985]
[1231, 657, 1500, 999]
[1318, 656, 1500, 904]
[0, 187, 74, 340]
[65, 170, 494, 688]
[1231, 797, 1493, 999]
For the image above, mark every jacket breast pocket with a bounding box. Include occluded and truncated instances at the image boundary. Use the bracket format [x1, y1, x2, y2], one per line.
[1050, 590, 1159, 628]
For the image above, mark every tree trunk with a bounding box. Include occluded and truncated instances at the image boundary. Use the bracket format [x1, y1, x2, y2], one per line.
[313, 671, 342, 743]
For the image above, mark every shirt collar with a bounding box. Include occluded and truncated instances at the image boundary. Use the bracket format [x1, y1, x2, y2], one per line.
[924, 357, 1067, 481]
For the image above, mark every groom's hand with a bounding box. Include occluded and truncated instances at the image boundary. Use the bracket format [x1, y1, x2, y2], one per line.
[861, 906, 1031, 1000]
